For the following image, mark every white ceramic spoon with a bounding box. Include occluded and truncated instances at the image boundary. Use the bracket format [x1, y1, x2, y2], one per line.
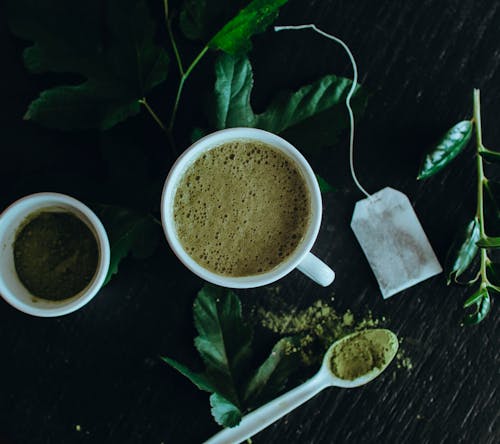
[203, 328, 399, 444]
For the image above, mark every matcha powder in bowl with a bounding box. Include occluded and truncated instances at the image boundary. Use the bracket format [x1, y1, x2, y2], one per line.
[14, 211, 99, 301]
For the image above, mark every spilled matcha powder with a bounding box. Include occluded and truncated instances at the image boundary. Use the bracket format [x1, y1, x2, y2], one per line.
[14, 211, 98, 300]
[255, 295, 385, 366]
[254, 290, 412, 371]
[329, 330, 397, 380]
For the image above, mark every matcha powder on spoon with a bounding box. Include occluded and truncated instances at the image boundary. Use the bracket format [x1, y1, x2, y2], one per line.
[330, 330, 397, 380]
[14, 211, 98, 301]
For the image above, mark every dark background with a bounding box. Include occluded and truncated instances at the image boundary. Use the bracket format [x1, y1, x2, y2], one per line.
[1, 0, 499, 443]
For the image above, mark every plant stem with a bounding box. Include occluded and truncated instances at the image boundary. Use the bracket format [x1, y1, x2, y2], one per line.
[473, 88, 488, 286]
[138, 98, 167, 132]
[168, 46, 209, 132]
[164, 0, 184, 76]
[162, 0, 209, 148]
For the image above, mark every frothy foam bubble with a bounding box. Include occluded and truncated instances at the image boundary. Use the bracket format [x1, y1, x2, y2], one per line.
[173, 140, 311, 277]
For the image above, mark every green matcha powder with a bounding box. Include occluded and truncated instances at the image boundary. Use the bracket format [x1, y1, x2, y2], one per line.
[14, 211, 98, 301]
[330, 331, 393, 380]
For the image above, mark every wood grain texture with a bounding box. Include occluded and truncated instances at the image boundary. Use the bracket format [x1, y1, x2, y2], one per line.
[0, 0, 499, 443]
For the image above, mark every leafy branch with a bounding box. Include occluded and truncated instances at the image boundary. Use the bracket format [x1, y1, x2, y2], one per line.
[146, 0, 289, 147]
[8, 0, 366, 155]
[161, 285, 300, 427]
[418, 89, 497, 324]
[7, 0, 170, 131]
[6, 0, 366, 282]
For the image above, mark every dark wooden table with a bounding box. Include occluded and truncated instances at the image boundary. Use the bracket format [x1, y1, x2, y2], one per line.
[1, 1, 499, 443]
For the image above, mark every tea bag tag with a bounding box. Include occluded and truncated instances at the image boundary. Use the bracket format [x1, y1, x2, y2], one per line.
[351, 187, 442, 298]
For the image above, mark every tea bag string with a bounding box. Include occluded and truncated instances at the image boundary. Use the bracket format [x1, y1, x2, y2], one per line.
[274, 24, 371, 198]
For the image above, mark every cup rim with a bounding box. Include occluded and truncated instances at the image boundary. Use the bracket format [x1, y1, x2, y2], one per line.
[0, 192, 111, 317]
[161, 128, 322, 288]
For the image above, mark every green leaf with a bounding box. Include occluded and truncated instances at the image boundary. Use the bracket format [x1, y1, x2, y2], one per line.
[279, 89, 368, 153]
[212, 54, 254, 128]
[193, 285, 253, 407]
[180, 1, 246, 41]
[160, 286, 303, 427]
[417, 120, 473, 180]
[463, 289, 491, 325]
[92, 204, 161, 284]
[190, 127, 209, 143]
[479, 148, 500, 163]
[243, 337, 300, 408]
[210, 393, 243, 427]
[446, 218, 480, 284]
[316, 175, 335, 193]
[160, 356, 215, 392]
[7, 0, 168, 130]
[477, 236, 500, 249]
[211, 53, 366, 151]
[24, 82, 142, 130]
[208, 0, 289, 55]
[463, 287, 487, 308]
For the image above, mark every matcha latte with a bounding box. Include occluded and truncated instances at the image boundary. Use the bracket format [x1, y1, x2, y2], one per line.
[173, 140, 312, 277]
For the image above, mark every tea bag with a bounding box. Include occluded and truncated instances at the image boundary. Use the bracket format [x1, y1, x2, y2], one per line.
[275, 24, 442, 297]
[351, 187, 442, 298]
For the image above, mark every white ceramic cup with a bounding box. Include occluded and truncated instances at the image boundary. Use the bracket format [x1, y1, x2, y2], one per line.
[161, 128, 335, 288]
[0, 192, 111, 317]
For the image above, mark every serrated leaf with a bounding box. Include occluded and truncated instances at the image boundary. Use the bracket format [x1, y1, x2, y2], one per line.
[463, 290, 491, 325]
[212, 54, 254, 128]
[7, 0, 168, 130]
[243, 337, 300, 408]
[160, 356, 215, 392]
[479, 148, 500, 163]
[193, 285, 253, 407]
[254, 77, 362, 136]
[92, 204, 161, 284]
[477, 236, 500, 249]
[24, 82, 142, 130]
[210, 393, 242, 427]
[316, 175, 335, 193]
[208, 0, 288, 55]
[180, 0, 246, 41]
[417, 120, 473, 180]
[279, 90, 368, 153]
[211, 53, 366, 152]
[160, 286, 303, 428]
[446, 218, 480, 284]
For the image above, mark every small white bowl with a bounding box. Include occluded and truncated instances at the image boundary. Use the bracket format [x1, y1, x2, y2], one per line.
[0, 193, 110, 317]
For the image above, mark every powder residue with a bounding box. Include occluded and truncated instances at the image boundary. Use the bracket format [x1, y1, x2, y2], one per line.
[256, 296, 383, 366]
[396, 344, 414, 370]
[254, 291, 412, 371]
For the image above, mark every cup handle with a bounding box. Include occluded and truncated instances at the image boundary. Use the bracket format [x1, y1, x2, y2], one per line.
[296, 252, 335, 287]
